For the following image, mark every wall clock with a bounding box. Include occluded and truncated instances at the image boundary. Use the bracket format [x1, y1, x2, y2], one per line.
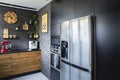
[4, 11, 18, 24]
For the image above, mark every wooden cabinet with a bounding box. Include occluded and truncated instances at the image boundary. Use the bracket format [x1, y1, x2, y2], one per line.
[0, 54, 12, 78]
[0, 51, 41, 79]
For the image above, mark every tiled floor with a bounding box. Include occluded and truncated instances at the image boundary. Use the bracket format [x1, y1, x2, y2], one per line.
[10, 72, 49, 80]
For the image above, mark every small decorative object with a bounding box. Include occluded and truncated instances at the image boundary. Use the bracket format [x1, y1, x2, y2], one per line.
[12, 34, 16, 38]
[15, 27, 21, 31]
[4, 11, 18, 24]
[33, 32, 39, 39]
[9, 35, 12, 38]
[23, 22, 29, 31]
[3, 28, 9, 38]
[42, 13, 48, 32]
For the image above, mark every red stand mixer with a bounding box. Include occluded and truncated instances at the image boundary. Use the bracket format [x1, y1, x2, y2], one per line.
[0, 40, 11, 53]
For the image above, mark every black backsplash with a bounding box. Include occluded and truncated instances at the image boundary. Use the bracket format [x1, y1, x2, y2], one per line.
[0, 6, 37, 50]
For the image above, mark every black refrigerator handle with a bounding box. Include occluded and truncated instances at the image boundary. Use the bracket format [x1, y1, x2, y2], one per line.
[61, 60, 90, 72]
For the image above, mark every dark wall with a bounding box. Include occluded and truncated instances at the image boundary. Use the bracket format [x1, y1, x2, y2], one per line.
[38, 4, 51, 79]
[0, 6, 37, 50]
[51, 0, 120, 80]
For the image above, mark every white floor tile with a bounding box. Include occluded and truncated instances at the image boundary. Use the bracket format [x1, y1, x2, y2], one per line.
[10, 72, 49, 80]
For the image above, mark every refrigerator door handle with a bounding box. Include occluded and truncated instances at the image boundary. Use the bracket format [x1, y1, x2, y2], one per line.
[61, 59, 90, 73]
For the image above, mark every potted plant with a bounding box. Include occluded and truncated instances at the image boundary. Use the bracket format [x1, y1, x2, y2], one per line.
[29, 14, 39, 39]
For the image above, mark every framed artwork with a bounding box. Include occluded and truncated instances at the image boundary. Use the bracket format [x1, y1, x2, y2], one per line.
[42, 13, 48, 32]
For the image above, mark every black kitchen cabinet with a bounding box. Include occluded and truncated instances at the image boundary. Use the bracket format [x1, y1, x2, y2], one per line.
[62, 0, 74, 21]
[50, 67, 60, 80]
[74, 0, 94, 18]
[51, 24, 60, 35]
[95, 0, 120, 14]
[96, 10, 120, 80]
[51, 1, 63, 25]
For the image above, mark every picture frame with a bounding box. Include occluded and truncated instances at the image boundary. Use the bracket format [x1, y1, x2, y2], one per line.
[42, 13, 48, 32]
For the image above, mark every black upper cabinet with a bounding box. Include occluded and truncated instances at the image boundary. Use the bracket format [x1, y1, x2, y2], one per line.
[62, 0, 74, 21]
[51, 1, 63, 25]
[74, 0, 94, 18]
[96, 11, 120, 80]
[95, 0, 120, 14]
[51, 24, 61, 35]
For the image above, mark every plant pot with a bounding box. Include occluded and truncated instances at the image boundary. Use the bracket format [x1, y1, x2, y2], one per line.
[34, 34, 39, 39]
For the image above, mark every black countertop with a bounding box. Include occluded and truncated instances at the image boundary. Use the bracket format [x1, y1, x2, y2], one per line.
[0, 49, 40, 54]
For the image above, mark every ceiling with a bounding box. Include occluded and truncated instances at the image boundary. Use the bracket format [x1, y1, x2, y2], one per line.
[0, 0, 52, 11]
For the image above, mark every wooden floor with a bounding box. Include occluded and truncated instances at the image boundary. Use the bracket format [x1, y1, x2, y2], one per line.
[10, 72, 49, 80]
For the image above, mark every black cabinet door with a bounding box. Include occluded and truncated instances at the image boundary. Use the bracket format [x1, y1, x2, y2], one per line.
[51, 24, 61, 35]
[50, 67, 60, 80]
[51, 1, 63, 25]
[74, 0, 94, 18]
[62, 0, 74, 21]
[96, 11, 120, 80]
[95, 0, 120, 14]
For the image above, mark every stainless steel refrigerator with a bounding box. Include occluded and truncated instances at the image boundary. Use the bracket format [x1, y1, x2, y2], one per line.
[60, 16, 92, 80]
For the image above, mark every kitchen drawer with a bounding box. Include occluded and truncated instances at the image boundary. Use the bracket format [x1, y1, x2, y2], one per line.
[0, 54, 11, 60]
[12, 63, 40, 75]
[0, 68, 11, 72]
[19, 51, 40, 58]
[0, 64, 11, 69]
[0, 72, 11, 78]
[12, 61, 40, 69]
[12, 56, 40, 65]
[12, 53, 20, 59]
[0, 51, 41, 79]
[12, 66, 40, 75]
[0, 58, 11, 64]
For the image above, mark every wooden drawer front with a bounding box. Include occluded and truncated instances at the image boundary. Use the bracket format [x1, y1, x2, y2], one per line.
[0, 51, 41, 78]
[0, 54, 11, 60]
[0, 67, 11, 72]
[12, 56, 40, 65]
[0, 54, 12, 78]
[0, 72, 11, 78]
[12, 51, 41, 75]
[0, 58, 11, 64]
[20, 51, 40, 58]
[12, 63, 40, 75]
[12, 67, 40, 75]
[0, 64, 11, 69]
[12, 53, 20, 59]
[0, 67, 11, 78]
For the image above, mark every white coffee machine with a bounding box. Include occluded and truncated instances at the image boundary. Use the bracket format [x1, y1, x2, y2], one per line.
[29, 41, 38, 50]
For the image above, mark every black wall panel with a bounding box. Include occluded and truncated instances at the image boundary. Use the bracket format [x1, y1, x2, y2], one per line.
[95, 0, 120, 14]
[51, 1, 63, 25]
[51, 24, 60, 35]
[0, 6, 37, 50]
[74, 0, 94, 18]
[96, 10, 120, 80]
[62, 0, 74, 21]
[50, 68, 60, 80]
